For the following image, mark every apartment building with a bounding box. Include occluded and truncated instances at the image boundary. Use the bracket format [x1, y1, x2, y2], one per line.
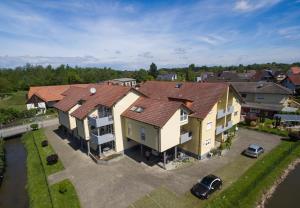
[54, 81, 242, 167]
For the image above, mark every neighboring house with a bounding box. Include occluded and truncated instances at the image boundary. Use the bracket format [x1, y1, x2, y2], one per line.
[206, 71, 253, 82]
[230, 82, 300, 117]
[281, 74, 300, 94]
[109, 78, 136, 87]
[273, 71, 286, 83]
[26, 84, 89, 113]
[157, 73, 177, 81]
[54, 81, 242, 168]
[252, 69, 275, 82]
[196, 72, 215, 82]
[286, 66, 300, 76]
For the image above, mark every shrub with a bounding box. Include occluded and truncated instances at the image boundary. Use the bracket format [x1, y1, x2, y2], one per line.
[219, 142, 227, 150]
[250, 121, 257, 127]
[46, 154, 58, 165]
[41, 140, 48, 147]
[58, 183, 68, 194]
[30, 123, 39, 131]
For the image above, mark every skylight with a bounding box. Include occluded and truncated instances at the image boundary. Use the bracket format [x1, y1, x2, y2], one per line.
[130, 106, 144, 113]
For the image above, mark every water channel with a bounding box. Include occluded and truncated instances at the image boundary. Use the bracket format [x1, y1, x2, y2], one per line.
[265, 163, 300, 208]
[0, 136, 28, 208]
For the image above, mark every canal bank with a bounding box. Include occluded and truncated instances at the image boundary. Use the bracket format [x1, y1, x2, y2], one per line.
[265, 162, 300, 208]
[0, 136, 29, 208]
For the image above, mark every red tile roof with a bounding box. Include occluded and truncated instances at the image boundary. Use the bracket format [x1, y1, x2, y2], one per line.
[71, 85, 136, 120]
[138, 81, 229, 119]
[291, 67, 300, 75]
[122, 97, 186, 127]
[27, 84, 89, 102]
[288, 74, 300, 85]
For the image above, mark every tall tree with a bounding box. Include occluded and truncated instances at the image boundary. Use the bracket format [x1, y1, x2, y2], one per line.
[149, 63, 158, 78]
[186, 64, 195, 81]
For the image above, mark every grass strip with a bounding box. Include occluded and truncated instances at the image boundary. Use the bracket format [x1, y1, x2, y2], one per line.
[22, 131, 53, 208]
[32, 129, 64, 176]
[50, 179, 81, 208]
[205, 140, 300, 208]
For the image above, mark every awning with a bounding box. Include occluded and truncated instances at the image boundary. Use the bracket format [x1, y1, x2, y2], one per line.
[274, 114, 300, 122]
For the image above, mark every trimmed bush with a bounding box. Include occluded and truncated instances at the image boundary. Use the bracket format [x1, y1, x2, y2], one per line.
[30, 123, 39, 131]
[46, 154, 58, 165]
[58, 183, 68, 194]
[41, 140, 48, 147]
[250, 121, 257, 127]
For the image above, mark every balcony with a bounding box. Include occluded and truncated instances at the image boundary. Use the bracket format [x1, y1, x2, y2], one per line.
[90, 133, 115, 145]
[215, 121, 233, 135]
[180, 131, 192, 144]
[217, 105, 234, 119]
[88, 115, 113, 128]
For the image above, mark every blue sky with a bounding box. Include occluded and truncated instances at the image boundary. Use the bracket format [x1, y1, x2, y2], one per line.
[0, 0, 299, 69]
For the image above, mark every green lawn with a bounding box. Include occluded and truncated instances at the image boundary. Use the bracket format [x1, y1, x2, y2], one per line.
[22, 131, 53, 208]
[32, 129, 64, 176]
[0, 91, 27, 110]
[23, 129, 80, 208]
[130, 140, 300, 208]
[50, 179, 81, 208]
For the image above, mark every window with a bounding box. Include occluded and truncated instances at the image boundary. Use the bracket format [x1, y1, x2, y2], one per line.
[180, 109, 188, 121]
[140, 128, 145, 141]
[128, 123, 132, 136]
[205, 138, 211, 146]
[241, 93, 247, 98]
[206, 122, 212, 130]
[256, 95, 264, 100]
[234, 111, 238, 116]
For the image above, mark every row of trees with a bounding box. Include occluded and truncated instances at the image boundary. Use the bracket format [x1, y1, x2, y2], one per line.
[0, 62, 299, 93]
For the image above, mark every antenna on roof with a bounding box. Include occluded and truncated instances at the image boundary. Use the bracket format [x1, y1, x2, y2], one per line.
[90, 87, 96, 95]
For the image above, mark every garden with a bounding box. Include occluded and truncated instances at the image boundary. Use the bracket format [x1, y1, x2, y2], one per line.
[239, 115, 289, 137]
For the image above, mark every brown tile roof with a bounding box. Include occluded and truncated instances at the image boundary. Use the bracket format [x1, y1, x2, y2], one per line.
[230, 81, 292, 94]
[138, 81, 229, 119]
[53, 84, 98, 112]
[122, 97, 186, 127]
[71, 85, 135, 120]
[288, 74, 300, 85]
[27, 84, 89, 102]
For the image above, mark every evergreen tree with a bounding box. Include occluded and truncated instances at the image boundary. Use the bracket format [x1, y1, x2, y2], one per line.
[149, 63, 158, 78]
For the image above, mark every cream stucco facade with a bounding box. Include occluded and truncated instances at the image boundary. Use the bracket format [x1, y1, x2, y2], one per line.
[56, 85, 241, 162]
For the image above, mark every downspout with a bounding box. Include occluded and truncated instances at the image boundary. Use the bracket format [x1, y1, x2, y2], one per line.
[197, 119, 201, 159]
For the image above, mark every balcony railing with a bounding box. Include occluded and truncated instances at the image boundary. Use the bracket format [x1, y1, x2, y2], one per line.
[217, 105, 234, 119]
[90, 133, 115, 145]
[180, 131, 192, 144]
[88, 115, 113, 128]
[215, 121, 233, 135]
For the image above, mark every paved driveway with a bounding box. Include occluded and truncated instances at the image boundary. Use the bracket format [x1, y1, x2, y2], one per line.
[45, 126, 281, 208]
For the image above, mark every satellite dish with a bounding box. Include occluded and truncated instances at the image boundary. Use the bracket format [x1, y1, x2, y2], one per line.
[90, 87, 96, 94]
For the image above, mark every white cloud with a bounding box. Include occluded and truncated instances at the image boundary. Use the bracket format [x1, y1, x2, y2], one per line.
[234, 0, 281, 12]
[278, 26, 300, 40]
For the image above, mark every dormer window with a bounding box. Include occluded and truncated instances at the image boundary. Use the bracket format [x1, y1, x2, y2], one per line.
[180, 109, 188, 121]
[78, 99, 85, 105]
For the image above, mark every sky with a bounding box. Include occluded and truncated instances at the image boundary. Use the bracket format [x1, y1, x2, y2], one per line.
[0, 0, 299, 70]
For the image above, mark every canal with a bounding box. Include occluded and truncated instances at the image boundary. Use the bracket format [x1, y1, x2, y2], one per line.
[0, 136, 29, 208]
[265, 163, 300, 208]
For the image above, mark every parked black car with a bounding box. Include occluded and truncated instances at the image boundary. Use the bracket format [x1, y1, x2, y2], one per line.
[191, 174, 222, 199]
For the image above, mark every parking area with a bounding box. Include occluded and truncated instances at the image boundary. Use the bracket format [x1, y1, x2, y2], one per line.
[44, 126, 282, 208]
